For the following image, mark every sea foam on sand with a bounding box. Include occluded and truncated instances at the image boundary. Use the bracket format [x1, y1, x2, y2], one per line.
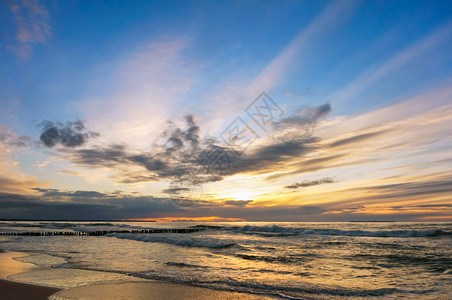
[49, 281, 275, 300]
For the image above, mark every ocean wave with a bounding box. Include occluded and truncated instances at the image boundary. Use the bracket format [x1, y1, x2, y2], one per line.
[43, 222, 148, 231]
[0, 222, 150, 231]
[130, 271, 434, 299]
[106, 233, 236, 249]
[300, 228, 451, 237]
[166, 262, 209, 269]
[224, 225, 452, 238]
[235, 253, 307, 264]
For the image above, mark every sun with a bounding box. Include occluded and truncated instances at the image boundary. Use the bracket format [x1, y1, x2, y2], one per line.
[226, 190, 257, 201]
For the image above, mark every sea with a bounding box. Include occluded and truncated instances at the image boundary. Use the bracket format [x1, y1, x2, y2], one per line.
[0, 221, 451, 299]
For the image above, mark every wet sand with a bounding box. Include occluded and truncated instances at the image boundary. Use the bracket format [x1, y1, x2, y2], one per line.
[0, 250, 35, 279]
[0, 250, 61, 300]
[0, 279, 61, 300]
[0, 250, 275, 299]
[49, 281, 275, 300]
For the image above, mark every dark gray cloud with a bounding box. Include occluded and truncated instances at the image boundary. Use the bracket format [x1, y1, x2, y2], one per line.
[61, 115, 211, 183]
[2, 179, 449, 221]
[0, 189, 326, 221]
[174, 204, 329, 221]
[64, 144, 129, 167]
[184, 114, 200, 145]
[161, 114, 200, 154]
[0, 189, 176, 220]
[31, 188, 110, 199]
[220, 103, 331, 175]
[61, 104, 332, 185]
[161, 187, 190, 194]
[0, 188, 331, 221]
[224, 200, 253, 207]
[285, 177, 335, 189]
[220, 138, 318, 178]
[38, 120, 99, 148]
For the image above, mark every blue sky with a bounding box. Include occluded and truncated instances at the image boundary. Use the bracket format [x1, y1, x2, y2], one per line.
[1, 0, 452, 221]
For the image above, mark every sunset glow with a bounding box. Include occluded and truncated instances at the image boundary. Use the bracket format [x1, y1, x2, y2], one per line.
[1, 0, 451, 222]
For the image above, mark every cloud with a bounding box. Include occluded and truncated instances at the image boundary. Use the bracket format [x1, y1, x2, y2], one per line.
[58, 170, 83, 176]
[0, 124, 30, 148]
[0, 176, 41, 194]
[292, 171, 452, 219]
[224, 200, 253, 207]
[0, 125, 41, 194]
[62, 103, 331, 185]
[268, 84, 452, 181]
[63, 115, 205, 182]
[7, 0, 52, 59]
[245, 1, 354, 95]
[203, 0, 355, 132]
[349, 179, 452, 201]
[273, 104, 331, 131]
[78, 39, 198, 149]
[216, 103, 331, 177]
[0, 189, 175, 220]
[285, 177, 335, 189]
[128, 216, 246, 222]
[160, 114, 200, 154]
[172, 204, 328, 221]
[327, 22, 452, 106]
[38, 120, 99, 148]
[328, 129, 390, 148]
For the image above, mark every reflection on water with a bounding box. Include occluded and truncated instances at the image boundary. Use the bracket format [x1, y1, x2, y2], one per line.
[0, 221, 451, 299]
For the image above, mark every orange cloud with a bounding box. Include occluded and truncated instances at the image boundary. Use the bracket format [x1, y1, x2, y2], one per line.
[125, 216, 245, 222]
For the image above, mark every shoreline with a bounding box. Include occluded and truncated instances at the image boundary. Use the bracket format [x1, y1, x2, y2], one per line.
[0, 250, 62, 300]
[0, 249, 276, 299]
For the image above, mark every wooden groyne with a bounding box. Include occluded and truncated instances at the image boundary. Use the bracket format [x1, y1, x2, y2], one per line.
[0, 228, 205, 236]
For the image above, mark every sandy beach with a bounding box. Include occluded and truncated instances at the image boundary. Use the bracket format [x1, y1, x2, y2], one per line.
[0, 280, 61, 300]
[0, 250, 61, 300]
[49, 281, 275, 299]
[0, 249, 276, 299]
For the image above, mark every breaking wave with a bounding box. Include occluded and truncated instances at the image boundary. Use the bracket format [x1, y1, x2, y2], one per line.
[106, 233, 236, 249]
[224, 225, 452, 238]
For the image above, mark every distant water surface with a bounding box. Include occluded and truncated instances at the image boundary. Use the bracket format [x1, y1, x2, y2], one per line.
[0, 221, 451, 299]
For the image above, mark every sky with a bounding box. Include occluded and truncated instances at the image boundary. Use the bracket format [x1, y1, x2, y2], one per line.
[1, 0, 452, 221]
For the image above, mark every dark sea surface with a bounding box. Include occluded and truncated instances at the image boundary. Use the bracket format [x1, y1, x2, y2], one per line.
[1, 221, 451, 299]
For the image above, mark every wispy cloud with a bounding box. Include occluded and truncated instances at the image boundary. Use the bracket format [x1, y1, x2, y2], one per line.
[327, 22, 452, 106]
[205, 0, 356, 132]
[0, 124, 43, 194]
[78, 39, 198, 148]
[246, 0, 355, 96]
[7, 0, 51, 59]
[58, 170, 83, 176]
[269, 85, 452, 181]
[285, 177, 335, 189]
[313, 175, 452, 219]
[0, 124, 29, 148]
